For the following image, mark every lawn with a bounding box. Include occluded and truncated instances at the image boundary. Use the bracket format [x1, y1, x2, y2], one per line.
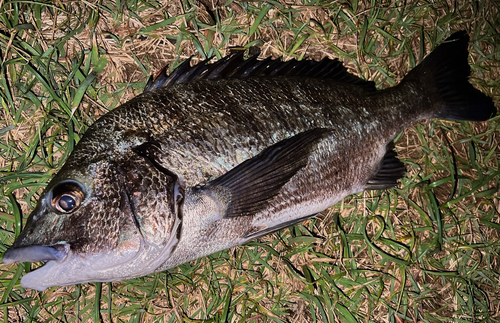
[0, 0, 499, 322]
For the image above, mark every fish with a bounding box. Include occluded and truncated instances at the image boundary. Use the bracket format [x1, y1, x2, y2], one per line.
[2, 31, 496, 291]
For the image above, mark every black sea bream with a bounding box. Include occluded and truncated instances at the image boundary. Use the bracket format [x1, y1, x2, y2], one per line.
[3, 31, 496, 291]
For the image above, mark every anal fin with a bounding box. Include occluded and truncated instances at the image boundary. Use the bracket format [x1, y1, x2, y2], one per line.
[365, 143, 406, 190]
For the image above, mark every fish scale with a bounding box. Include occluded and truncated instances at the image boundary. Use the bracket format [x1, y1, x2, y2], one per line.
[2, 31, 496, 291]
[144, 79, 406, 268]
[145, 78, 396, 185]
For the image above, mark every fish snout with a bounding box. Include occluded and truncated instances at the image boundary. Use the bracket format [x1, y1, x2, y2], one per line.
[2, 243, 69, 264]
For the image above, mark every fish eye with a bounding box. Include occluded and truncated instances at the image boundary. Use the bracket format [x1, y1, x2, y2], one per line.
[50, 181, 85, 213]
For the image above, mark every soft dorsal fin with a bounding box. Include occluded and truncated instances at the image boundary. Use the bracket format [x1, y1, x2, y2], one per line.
[365, 143, 406, 190]
[144, 50, 377, 93]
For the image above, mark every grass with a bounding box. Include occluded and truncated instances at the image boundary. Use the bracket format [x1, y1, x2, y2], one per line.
[0, 0, 499, 322]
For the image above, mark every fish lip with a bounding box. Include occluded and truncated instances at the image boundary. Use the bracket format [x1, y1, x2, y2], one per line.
[19, 240, 147, 291]
[2, 243, 69, 264]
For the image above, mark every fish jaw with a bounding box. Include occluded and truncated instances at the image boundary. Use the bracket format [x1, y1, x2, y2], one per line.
[3, 244, 69, 264]
[10, 209, 183, 291]
[19, 243, 141, 291]
[15, 234, 171, 291]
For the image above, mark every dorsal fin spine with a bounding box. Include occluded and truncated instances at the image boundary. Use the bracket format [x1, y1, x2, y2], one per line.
[143, 50, 377, 93]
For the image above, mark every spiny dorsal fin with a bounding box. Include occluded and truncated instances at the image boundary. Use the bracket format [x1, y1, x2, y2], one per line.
[144, 50, 377, 93]
[365, 143, 406, 190]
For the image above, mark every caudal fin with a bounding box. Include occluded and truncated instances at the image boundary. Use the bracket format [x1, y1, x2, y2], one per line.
[403, 31, 496, 121]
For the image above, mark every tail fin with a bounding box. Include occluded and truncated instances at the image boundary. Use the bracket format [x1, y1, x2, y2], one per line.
[402, 31, 496, 121]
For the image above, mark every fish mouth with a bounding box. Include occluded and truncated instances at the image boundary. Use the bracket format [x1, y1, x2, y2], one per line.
[15, 240, 153, 291]
[2, 244, 69, 264]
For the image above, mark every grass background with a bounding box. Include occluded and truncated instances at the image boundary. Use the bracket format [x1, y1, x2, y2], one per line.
[0, 0, 499, 322]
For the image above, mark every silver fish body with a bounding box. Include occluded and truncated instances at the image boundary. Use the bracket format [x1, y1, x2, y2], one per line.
[3, 31, 496, 291]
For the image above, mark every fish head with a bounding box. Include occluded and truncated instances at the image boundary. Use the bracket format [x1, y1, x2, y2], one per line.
[3, 137, 183, 291]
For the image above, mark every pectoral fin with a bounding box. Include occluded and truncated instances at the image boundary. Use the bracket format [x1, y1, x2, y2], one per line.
[201, 128, 330, 218]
